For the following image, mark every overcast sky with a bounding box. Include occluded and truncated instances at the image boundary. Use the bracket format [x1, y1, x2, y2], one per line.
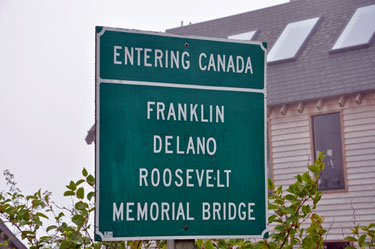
[0, 0, 288, 207]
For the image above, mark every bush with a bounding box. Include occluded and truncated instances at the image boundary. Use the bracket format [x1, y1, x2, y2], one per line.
[0, 153, 362, 249]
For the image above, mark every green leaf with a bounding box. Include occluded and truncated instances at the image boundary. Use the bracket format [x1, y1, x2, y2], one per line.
[204, 240, 215, 249]
[36, 212, 49, 219]
[302, 172, 312, 183]
[311, 213, 322, 224]
[268, 215, 277, 224]
[87, 175, 95, 186]
[353, 225, 359, 235]
[274, 225, 284, 232]
[286, 216, 298, 224]
[75, 201, 88, 210]
[76, 187, 84, 199]
[196, 239, 203, 247]
[368, 223, 375, 229]
[276, 186, 282, 194]
[308, 165, 319, 175]
[296, 174, 302, 183]
[87, 191, 95, 201]
[76, 179, 85, 186]
[268, 178, 275, 191]
[302, 236, 314, 249]
[302, 205, 311, 216]
[344, 236, 357, 242]
[268, 204, 278, 210]
[72, 214, 85, 227]
[67, 180, 76, 191]
[46, 225, 57, 232]
[64, 190, 75, 197]
[358, 234, 366, 246]
[313, 194, 322, 205]
[82, 168, 88, 177]
[285, 194, 297, 201]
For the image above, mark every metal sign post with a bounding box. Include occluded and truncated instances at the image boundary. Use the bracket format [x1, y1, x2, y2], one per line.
[95, 26, 267, 241]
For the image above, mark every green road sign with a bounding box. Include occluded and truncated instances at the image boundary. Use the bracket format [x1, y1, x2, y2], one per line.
[95, 26, 267, 241]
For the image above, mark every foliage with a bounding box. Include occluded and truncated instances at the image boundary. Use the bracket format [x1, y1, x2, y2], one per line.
[196, 153, 327, 249]
[0, 169, 165, 249]
[0, 153, 360, 249]
[344, 223, 375, 249]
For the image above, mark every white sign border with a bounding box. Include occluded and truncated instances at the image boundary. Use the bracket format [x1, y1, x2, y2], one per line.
[95, 26, 268, 241]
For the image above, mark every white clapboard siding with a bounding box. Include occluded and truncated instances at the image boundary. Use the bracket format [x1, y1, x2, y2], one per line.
[345, 148, 375, 157]
[323, 215, 374, 223]
[271, 125, 310, 136]
[318, 208, 375, 217]
[344, 123, 375, 132]
[344, 129, 375, 139]
[271, 137, 310, 148]
[346, 154, 375, 162]
[272, 154, 310, 164]
[316, 202, 375, 211]
[272, 143, 310, 153]
[343, 110, 375, 121]
[273, 166, 309, 175]
[344, 117, 375, 126]
[345, 135, 375, 144]
[269, 97, 375, 241]
[343, 104, 375, 114]
[319, 192, 375, 201]
[270, 120, 309, 131]
[272, 148, 311, 159]
[349, 184, 375, 192]
[347, 172, 375, 180]
[347, 166, 375, 174]
[346, 160, 373, 167]
[272, 132, 310, 142]
[272, 161, 311, 170]
[345, 141, 375, 150]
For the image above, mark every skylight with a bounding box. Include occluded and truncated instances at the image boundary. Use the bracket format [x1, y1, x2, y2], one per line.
[332, 5, 375, 51]
[228, 31, 256, 41]
[267, 17, 320, 63]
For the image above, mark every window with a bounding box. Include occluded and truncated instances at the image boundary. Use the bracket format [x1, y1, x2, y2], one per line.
[227, 30, 256, 41]
[324, 242, 351, 249]
[332, 5, 375, 51]
[312, 113, 345, 191]
[267, 17, 320, 63]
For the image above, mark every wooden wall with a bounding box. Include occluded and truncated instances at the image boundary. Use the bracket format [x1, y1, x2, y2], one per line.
[267, 91, 375, 241]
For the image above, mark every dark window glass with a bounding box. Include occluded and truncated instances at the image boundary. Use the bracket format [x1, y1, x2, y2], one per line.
[324, 242, 350, 249]
[312, 113, 345, 191]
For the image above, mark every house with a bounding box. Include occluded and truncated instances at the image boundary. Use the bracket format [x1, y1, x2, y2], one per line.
[166, 0, 375, 246]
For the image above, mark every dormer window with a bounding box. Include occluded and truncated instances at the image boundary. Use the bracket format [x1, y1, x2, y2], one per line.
[267, 17, 320, 63]
[228, 30, 256, 41]
[331, 5, 375, 51]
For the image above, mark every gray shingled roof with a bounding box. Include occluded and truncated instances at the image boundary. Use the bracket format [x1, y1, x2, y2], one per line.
[166, 0, 375, 106]
[0, 221, 27, 249]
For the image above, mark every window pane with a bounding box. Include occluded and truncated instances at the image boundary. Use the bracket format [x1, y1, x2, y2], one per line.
[228, 30, 256, 41]
[324, 242, 351, 249]
[332, 5, 375, 50]
[312, 113, 345, 191]
[267, 17, 320, 62]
